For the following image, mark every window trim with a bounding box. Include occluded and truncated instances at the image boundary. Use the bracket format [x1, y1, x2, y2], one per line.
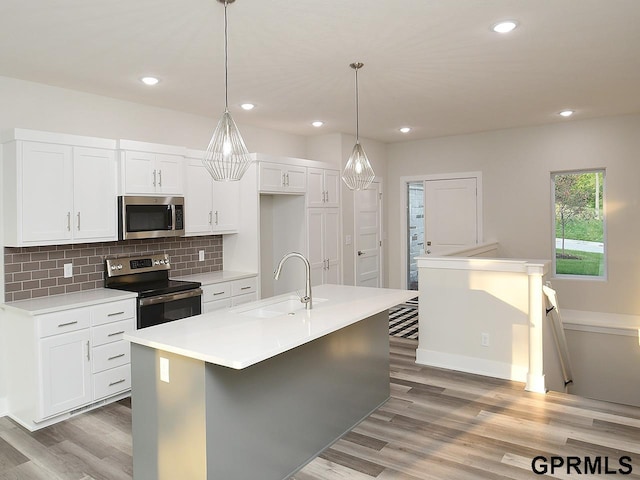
[551, 168, 607, 281]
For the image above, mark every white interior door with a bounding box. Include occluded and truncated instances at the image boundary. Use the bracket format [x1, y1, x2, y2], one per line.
[424, 178, 477, 247]
[355, 182, 382, 287]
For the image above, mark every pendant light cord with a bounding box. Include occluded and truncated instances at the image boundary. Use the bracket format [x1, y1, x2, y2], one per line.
[223, 0, 229, 110]
[354, 66, 359, 143]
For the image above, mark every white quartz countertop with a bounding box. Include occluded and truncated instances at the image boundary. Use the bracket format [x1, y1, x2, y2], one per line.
[3, 288, 137, 315]
[125, 284, 415, 370]
[172, 270, 256, 285]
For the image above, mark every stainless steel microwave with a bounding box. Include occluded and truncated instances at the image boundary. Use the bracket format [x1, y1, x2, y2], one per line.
[117, 196, 185, 240]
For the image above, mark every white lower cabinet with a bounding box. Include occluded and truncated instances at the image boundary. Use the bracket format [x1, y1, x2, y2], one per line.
[202, 276, 257, 313]
[38, 329, 92, 419]
[4, 296, 136, 430]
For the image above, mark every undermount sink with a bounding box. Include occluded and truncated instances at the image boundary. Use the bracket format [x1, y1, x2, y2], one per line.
[237, 296, 328, 319]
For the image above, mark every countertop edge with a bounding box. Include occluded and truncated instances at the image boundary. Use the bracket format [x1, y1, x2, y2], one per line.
[125, 285, 415, 370]
[2, 289, 138, 315]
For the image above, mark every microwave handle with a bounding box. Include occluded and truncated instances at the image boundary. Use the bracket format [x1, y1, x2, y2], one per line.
[168, 205, 173, 229]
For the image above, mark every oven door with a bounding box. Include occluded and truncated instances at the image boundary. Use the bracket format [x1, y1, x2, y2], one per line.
[137, 288, 202, 329]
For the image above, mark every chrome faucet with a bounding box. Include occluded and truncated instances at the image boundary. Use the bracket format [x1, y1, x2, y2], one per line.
[274, 252, 312, 310]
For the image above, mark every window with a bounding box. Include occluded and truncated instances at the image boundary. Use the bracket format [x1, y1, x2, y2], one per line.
[552, 170, 605, 278]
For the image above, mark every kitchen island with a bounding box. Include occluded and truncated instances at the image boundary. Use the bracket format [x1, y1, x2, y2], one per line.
[125, 284, 415, 480]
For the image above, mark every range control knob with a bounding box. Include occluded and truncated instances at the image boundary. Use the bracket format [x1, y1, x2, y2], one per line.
[117, 264, 123, 270]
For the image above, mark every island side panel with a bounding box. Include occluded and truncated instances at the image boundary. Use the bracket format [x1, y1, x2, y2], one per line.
[131, 344, 207, 480]
[204, 311, 390, 480]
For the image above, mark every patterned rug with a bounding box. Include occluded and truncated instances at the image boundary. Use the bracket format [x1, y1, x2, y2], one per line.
[389, 299, 419, 339]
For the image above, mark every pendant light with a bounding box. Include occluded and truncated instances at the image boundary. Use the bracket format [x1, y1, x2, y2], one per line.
[342, 62, 375, 191]
[203, 0, 251, 182]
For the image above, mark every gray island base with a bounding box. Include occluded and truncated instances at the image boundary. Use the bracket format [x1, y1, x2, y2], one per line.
[131, 311, 390, 480]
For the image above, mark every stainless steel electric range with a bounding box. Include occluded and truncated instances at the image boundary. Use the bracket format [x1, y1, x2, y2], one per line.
[104, 253, 202, 329]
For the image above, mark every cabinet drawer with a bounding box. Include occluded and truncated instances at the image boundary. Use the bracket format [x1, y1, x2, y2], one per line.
[231, 277, 257, 297]
[93, 364, 131, 400]
[37, 309, 91, 338]
[92, 318, 135, 347]
[231, 292, 257, 307]
[92, 341, 131, 373]
[201, 282, 231, 302]
[203, 298, 232, 313]
[91, 299, 135, 327]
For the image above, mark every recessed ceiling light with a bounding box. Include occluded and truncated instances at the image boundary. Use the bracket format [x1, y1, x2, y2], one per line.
[492, 20, 518, 33]
[399, 127, 411, 134]
[311, 121, 324, 128]
[240, 103, 255, 110]
[559, 110, 575, 117]
[140, 76, 159, 86]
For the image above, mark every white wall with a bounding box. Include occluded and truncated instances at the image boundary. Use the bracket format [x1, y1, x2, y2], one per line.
[0, 76, 308, 157]
[386, 114, 640, 316]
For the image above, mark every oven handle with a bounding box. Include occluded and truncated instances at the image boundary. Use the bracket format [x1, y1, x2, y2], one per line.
[139, 288, 203, 307]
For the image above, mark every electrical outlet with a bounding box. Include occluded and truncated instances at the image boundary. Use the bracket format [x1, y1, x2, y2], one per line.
[160, 357, 170, 383]
[481, 332, 490, 347]
[198, 250, 205, 262]
[63, 263, 73, 278]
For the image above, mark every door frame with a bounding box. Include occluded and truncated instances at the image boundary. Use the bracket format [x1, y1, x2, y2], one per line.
[399, 172, 483, 289]
[354, 180, 384, 288]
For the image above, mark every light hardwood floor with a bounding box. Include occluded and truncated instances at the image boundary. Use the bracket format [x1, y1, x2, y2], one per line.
[1, 337, 639, 479]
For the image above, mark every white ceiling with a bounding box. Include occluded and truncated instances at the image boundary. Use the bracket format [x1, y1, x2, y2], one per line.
[2, 0, 639, 143]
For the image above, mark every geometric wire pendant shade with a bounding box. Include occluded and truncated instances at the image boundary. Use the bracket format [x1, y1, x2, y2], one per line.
[342, 62, 375, 191]
[203, 0, 251, 181]
[203, 109, 251, 181]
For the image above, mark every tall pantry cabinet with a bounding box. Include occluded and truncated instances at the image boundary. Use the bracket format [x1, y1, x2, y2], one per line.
[307, 167, 341, 287]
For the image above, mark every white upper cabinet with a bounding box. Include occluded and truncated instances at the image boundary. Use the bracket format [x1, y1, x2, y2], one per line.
[307, 167, 340, 208]
[73, 147, 117, 241]
[184, 154, 239, 236]
[258, 162, 306, 193]
[2, 130, 118, 246]
[118, 139, 184, 195]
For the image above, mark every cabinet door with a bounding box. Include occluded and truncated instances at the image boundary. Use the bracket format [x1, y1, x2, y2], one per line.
[38, 329, 92, 419]
[212, 180, 239, 233]
[122, 151, 156, 194]
[155, 154, 183, 194]
[259, 162, 285, 192]
[307, 209, 325, 286]
[184, 159, 214, 235]
[323, 208, 341, 284]
[324, 169, 341, 207]
[285, 166, 307, 193]
[21, 142, 74, 244]
[307, 168, 325, 207]
[73, 147, 117, 241]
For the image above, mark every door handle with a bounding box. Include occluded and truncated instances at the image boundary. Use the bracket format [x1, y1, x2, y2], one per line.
[358, 250, 365, 256]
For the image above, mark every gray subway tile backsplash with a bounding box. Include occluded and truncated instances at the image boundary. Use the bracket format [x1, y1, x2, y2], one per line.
[4, 235, 223, 303]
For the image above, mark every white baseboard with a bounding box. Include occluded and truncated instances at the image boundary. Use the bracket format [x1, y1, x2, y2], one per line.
[416, 348, 529, 384]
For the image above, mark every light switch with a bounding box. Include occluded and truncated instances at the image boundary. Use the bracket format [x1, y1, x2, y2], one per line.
[199, 250, 205, 262]
[345, 235, 352, 245]
[160, 357, 170, 383]
[63, 263, 73, 278]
